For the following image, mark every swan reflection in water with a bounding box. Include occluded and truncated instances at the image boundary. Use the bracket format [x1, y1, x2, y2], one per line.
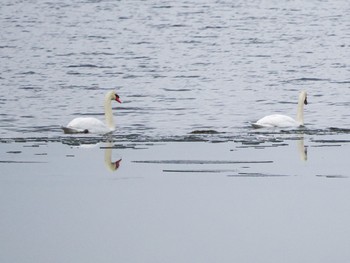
[297, 135, 307, 161]
[104, 141, 122, 172]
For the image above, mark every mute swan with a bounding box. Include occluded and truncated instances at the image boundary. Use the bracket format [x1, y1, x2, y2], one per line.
[252, 91, 307, 128]
[62, 90, 121, 134]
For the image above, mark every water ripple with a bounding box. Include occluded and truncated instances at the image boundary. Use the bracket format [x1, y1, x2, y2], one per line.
[0, 0, 349, 139]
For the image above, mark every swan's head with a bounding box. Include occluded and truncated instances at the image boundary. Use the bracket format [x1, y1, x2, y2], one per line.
[115, 93, 122, 103]
[107, 90, 122, 103]
[300, 91, 307, 105]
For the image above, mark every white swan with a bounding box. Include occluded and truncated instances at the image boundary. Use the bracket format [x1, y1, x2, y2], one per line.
[62, 90, 121, 134]
[252, 91, 307, 128]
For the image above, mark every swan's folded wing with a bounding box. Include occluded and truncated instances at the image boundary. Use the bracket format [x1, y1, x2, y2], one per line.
[254, 114, 299, 128]
[66, 117, 108, 133]
[61, 127, 88, 134]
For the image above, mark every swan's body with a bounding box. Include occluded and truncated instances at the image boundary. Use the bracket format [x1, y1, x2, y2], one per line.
[253, 114, 300, 128]
[252, 91, 307, 128]
[63, 90, 121, 134]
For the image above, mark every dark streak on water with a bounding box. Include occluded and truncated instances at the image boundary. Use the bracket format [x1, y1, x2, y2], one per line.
[133, 160, 273, 164]
[163, 169, 238, 173]
[316, 174, 348, 179]
[0, 160, 46, 164]
[228, 173, 291, 177]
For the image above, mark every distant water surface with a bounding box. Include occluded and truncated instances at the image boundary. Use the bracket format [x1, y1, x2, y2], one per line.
[1, 0, 349, 139]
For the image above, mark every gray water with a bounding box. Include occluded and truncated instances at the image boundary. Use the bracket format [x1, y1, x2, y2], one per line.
[1, 0, 349, 139]
[1, 138, 350, 263]
[1, 1, 350, 263]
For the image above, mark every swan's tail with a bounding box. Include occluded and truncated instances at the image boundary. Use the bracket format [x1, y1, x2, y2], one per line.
[251, 122, 266, 129]
[61, 126, 89, 134]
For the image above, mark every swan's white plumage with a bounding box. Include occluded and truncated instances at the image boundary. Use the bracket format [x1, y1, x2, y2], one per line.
[252, 91, 307, 128]
[66, 117, 112, 134]
[63, 90, 121, 134]
[253, 114, 299, 128]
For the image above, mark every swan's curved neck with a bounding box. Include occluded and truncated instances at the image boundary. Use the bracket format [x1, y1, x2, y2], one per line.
[104, 96, 115, 130]
[296, 96, 305, 125]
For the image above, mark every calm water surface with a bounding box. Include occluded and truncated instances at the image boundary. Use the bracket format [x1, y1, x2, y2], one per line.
[1, 139, 350, 263]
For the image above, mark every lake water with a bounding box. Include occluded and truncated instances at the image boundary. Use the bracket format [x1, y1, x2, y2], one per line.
[1, 0, 349, 138]
[1, 1, 350, 262]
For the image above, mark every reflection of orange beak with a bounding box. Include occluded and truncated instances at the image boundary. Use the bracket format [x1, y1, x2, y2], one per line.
[115, 159, 122, 169]
[116, 98, 122, 103]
